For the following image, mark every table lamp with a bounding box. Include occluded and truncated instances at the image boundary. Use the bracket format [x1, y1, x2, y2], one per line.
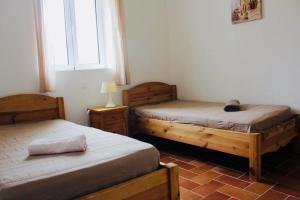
[101, 81, 117, 107]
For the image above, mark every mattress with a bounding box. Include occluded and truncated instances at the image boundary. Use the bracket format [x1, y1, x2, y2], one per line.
[0, 120, 159, 200]
[134, 100, 293, 133]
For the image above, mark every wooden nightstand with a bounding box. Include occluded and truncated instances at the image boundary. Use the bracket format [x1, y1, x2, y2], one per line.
[88, 106, 129, 136]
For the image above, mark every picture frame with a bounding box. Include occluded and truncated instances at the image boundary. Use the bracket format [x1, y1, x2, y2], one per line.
[231, 0, 262, 24]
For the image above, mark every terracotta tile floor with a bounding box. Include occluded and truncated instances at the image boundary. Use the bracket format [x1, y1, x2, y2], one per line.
[137, 135, 300, 200]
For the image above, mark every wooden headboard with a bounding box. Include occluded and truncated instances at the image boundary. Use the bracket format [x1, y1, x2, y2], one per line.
[0, 94, 65, 125]
[123, 82, 177, 107]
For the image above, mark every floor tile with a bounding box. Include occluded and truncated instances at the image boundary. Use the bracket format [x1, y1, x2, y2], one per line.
[179, 177, 200, 190]
[192, 180, 224, 197]
[245, 182, 273, 195]
[238, 174, 254, 183]
[179, 168, 199, 179]
[273, 184, 300, 198]
[189, 160, 208, 167]
[265, 172, 300, 186]
[192, 162, 216, 171]
[287, 196, 300, 200]
[180, 187, 202, 200]
[160, 152, 171, 159]
[216, 175, 250, 188]
[160, 156, 176, 163]
[192, 171, 221, 185]
[202, 192, 230, 200]
[141, 136, 300, 200]
[212, 166, 244, 178]
[257, 189, 288, 200]
[174, 160, 197, 170]
[217, 185, 258, 200]
[191, 166, 208, 175]
[171, 154, 195, 163]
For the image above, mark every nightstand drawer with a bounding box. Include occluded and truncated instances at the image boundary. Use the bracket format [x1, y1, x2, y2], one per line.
[104, 118, 124, 127]
[105, 123, 126, 134]
[104, 113, 124, 124]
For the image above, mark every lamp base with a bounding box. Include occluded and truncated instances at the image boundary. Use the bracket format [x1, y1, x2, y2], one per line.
[105, 93, 116, 108]
[105, 102, 116, 108]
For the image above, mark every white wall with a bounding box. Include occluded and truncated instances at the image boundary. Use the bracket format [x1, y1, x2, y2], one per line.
[0, 0, 170, 124]
[0, 0, 39, 95]
[167, 0, 300, 112]
[2, 0, 299, 125]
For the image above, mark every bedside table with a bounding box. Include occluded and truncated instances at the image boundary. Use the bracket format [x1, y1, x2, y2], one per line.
[88, 106, 129, 136]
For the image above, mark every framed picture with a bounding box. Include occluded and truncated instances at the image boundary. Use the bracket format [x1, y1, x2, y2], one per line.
[231, 0, 262, 24]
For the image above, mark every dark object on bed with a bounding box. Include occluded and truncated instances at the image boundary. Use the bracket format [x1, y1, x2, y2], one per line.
[224, 99, 241, 112]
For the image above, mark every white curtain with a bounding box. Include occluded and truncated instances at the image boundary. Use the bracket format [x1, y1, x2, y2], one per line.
[33, 0, 55, 93]
[102, 0, 130, 85]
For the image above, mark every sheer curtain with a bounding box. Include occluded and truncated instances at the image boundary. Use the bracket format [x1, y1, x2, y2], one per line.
[102, 0, 130, 85]
[33, 0, 129, 91]
[33, 0, 55, 93]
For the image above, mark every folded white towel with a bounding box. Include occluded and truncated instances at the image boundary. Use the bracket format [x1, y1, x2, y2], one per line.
[28, 134, 87, 156]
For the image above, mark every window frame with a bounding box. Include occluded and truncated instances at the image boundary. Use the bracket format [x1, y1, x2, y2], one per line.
[47, 0, 106, 71]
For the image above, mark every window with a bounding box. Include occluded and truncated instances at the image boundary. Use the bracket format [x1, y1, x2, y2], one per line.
[44, 0, 105, 71]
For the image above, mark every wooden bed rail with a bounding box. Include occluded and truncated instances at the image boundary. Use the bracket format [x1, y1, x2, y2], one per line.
[79, 163, 180, 200]
[136, 117, 297, 181]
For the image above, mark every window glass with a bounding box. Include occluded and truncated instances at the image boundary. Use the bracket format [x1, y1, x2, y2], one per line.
[74, 0, 100, 65]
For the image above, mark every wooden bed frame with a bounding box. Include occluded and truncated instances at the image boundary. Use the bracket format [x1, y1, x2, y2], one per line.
[123, 82, 298, 181]
[0, 94, 180, 200]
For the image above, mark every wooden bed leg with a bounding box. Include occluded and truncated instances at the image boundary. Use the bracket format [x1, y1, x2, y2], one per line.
[166, 163, 180, 200]
[249, 133, 262, 181]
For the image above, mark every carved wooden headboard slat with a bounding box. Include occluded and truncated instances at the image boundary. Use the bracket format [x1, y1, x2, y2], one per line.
[0, 94, 65, 125]
[123, 82, 177, 107]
